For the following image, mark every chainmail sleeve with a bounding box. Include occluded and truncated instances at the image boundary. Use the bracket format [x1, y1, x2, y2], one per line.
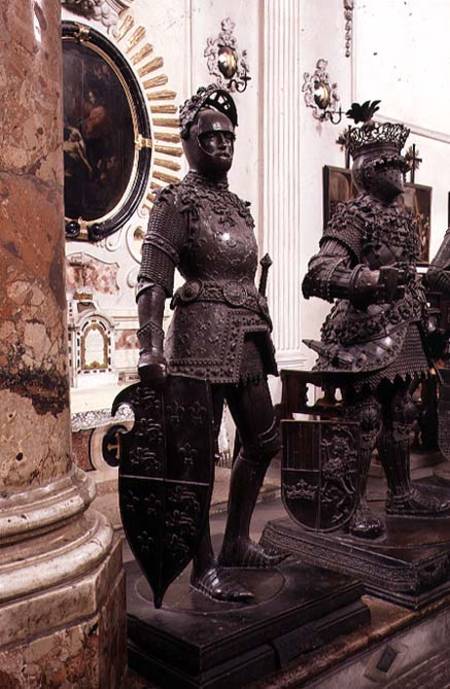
[302, 199, 366, 302]
[137, 185, 187, 297]
[320, 199, 364, 260]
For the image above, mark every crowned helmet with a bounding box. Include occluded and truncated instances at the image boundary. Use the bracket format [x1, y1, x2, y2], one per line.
[179, 85, 238, 177]
[179, 84, 238, 139]
[342, 101, 410, 195]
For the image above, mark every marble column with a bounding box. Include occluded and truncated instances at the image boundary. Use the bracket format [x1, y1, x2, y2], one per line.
[0, 3, 126, 688]
[262, 0, 305, 372]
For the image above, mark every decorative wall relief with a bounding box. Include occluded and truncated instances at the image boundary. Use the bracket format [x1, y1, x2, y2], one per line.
[80, 319, 111, 371]
[60, 2, 184, 393]
[66, 252, 120, 295]
[204, 17, 250, 93]
[126, 266, 139, 288]
[125, 223, 145, 263]
[69, 310, 115, 385]
[302, 59, 341, 124]
[343, 0, 354, 58]
[116, 329, 138, 350]
[61, 0, 134, 33]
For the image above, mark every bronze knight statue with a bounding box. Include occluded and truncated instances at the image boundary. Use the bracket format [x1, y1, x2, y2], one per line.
[136, 85, 282, 602]
[302, 105, 450, 538]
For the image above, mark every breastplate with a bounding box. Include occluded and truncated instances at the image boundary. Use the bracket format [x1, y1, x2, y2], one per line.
[177, 176, 258, 283]
[360, 202, 420, 270]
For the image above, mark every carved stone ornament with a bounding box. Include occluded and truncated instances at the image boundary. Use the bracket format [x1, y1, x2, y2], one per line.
[204, 17, 250, 93]
[61, 0, 134, 32]
[302, 59, 340, 122]
[343, 0, 354, 58]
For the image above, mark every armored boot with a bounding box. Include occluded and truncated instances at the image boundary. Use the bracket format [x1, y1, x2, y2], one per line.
[219, 441, 285, 568]
[344, 395, 384, 539]
[348, 449, 385, 539]
[380, 385, 450, 516]
[190, 523, 254, 602]
[379, 431, 450, 516]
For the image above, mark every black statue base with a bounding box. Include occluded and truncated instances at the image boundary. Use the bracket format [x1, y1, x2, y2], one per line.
[125, 558, 369, 689]
[262, 488, 450, 610]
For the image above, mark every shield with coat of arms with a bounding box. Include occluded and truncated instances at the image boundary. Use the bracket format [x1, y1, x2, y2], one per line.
[111, 375, 214, 608]
[282, 419, 360, 532]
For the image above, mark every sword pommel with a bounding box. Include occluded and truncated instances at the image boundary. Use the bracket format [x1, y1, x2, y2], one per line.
[259, 253, 273, 297]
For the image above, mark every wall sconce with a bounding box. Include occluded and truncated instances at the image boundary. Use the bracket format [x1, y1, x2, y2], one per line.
[302, 59, 343, 124]
[204, 18, 251, 93]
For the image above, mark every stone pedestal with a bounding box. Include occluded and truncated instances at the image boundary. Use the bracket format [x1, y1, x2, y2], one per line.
[262, 492, 450, 610]
[0, 3, 126, 686]
[125, 558, 369, 689]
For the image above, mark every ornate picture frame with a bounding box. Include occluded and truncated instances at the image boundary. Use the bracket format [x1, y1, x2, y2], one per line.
[323, 165, 432, 263]
[322, 165, 356, 227]
[63, 21, 151, 242]
[403, 182, 432, 264]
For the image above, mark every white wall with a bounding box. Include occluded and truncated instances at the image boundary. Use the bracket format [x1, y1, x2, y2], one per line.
[297, 0, 353, 368]
[352, 0, 450, 258]
[298, 0, 450, 369]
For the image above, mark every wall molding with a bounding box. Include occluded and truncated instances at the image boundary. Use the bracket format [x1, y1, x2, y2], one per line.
[262, 0, 303, 361]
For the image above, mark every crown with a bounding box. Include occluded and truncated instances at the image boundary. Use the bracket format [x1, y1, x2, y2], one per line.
[179, 85, 238, 139]
[347, 121, 410, 159]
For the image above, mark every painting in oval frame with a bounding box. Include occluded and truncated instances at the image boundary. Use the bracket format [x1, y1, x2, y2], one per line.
[62, 22, 151, 242]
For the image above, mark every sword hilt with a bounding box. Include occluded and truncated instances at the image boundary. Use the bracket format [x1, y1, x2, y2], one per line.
[259, 253, 273, 297]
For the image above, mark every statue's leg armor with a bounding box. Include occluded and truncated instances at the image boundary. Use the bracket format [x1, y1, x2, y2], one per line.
[218, 378, 284, 568]
[190, 386, 254, 601]
[344, 388, 384, 538]
[379, 382, 450, 516]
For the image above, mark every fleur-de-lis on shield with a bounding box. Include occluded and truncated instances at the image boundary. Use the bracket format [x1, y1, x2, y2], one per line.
[136, 529, 154, 555]
[178, 442, 198, 468]
[189, 400, 206, 425]
[167, 400, 185, 426]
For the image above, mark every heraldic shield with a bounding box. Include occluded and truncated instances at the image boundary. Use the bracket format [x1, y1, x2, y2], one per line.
[111, 375, 214, 608]
[282, 419, 360, 532]
[439, 368, 450, 461]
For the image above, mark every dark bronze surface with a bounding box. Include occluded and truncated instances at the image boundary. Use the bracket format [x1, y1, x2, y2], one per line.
[262, 486, 450, 609]
[125, 557, 369, 689]
[282, 419, 360, 531]
[139, 170, 277, 384]
[112, 376, 214, 608]
[298, 115, 450, 539]
[129, 87, 282, 604]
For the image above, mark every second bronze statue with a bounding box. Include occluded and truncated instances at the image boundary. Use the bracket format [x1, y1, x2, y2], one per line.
[302, 114, 450, 538]
[136, 85, 283, 602]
